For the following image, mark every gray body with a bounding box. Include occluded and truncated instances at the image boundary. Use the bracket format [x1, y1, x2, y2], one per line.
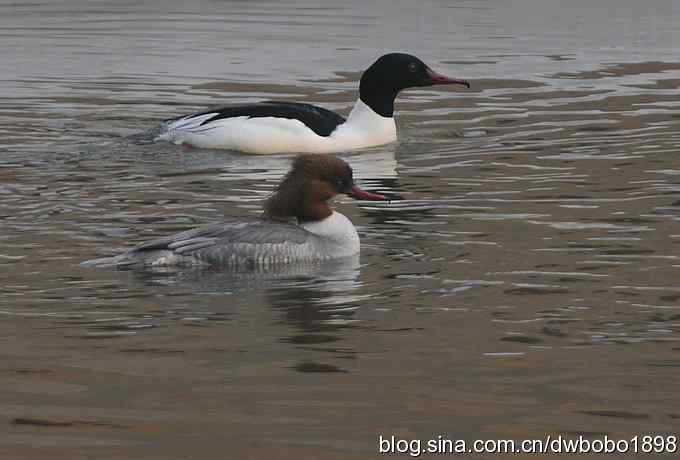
[82, 212, 360, 269]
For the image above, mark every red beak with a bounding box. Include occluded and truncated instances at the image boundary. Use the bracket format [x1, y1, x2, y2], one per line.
[347, 184, 386, 201]
[425, 67, 470, 88]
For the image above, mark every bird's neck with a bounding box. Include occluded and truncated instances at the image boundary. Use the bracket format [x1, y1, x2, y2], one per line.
[359, 85, 397, 118]
[346, 96, 392, 122]
[359, 77, 398, 118]
[263, 181, 333, 223]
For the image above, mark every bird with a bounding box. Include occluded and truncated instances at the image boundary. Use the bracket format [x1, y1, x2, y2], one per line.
[154, 53, 470, 154]
[82, 154, 387, 269]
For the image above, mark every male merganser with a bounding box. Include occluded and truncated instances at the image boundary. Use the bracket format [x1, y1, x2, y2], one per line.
[155, 53, 470, 154]
[82, 154, 387, 268]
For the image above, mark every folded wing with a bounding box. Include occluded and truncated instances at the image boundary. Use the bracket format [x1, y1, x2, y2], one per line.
[83, 218, 320, 268]
[164, 101, 346, 137]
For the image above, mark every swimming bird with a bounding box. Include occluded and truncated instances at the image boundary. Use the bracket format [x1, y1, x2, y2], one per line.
[155, 53, 469, 154]
[82, 154, 387, 268]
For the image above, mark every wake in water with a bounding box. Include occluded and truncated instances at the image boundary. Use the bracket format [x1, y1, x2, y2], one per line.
[124, 123, 165, 144]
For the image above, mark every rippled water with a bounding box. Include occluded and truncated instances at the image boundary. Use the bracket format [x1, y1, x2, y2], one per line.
[2, 0, 680, 458]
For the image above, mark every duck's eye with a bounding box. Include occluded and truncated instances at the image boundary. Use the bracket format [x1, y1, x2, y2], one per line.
[331, 177, 345, 191]
[408, 62, 418, 73]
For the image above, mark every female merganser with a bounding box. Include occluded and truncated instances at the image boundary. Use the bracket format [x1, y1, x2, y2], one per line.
[82, 154, 387, 268]
[155, 53, 469, 154]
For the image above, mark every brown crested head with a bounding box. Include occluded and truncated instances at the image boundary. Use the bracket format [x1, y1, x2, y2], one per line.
[263, 154, 386, 223]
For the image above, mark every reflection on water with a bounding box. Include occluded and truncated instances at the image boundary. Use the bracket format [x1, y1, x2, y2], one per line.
[2, 0, 680, 458]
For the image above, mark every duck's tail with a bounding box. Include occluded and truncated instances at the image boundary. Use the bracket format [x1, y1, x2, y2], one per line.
[80, 253, 136, 268]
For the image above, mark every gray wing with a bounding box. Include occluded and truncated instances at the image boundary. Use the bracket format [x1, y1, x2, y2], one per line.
[127, 217, 318, 266]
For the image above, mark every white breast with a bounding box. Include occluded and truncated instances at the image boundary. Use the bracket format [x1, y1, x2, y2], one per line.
[327, 99, 396, 151]
[155, 99, 397, 154]
[301, 211, 360, 258]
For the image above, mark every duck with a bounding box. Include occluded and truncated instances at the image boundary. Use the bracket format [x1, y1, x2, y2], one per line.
[82, 154, 387, 269]
[154, 53, 469, 154]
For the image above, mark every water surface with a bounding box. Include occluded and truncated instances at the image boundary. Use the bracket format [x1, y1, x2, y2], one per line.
[1, 1, 680, 458]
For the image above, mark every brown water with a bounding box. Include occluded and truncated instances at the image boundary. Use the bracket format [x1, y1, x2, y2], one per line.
[2, 1, 680, 458]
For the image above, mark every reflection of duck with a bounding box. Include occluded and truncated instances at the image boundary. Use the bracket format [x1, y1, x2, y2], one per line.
[344, 149, 400, 182]
[83, 154, 386, 268]
[155, 53, 469, 153]
[265, 256, 365, 336]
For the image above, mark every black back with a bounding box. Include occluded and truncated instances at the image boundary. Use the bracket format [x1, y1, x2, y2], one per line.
[176, 101, 346, 137]
[359, 53, 436, 118]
